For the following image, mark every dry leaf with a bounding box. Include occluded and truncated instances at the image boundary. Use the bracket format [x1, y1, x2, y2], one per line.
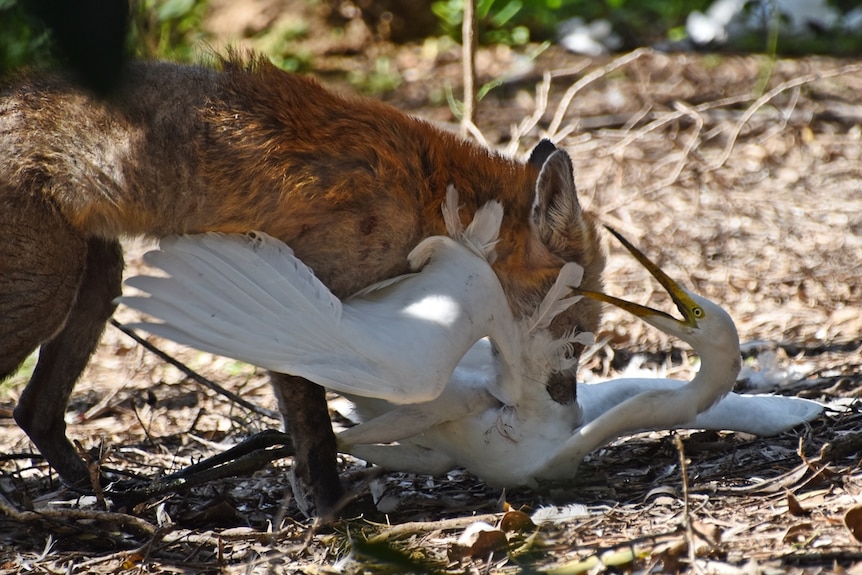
[546, 548, 643, 575]
[786, 491, 810, 517]
[844, 504, 862, 543]
[500, 510, 536, 533]
[469, 529, 509, 558]
[454, 521, 509, 559]
[782, 522, 814, 544]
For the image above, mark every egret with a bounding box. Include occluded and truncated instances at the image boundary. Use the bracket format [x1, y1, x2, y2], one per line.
[337, 227, 822, 485]
[532, 226, 824, 479]
[120, 210, 822, 487]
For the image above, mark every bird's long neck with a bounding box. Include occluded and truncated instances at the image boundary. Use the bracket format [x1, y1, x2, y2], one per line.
[688, 340, 742, 414]
[583, 348, 740, 451]
[538, 335, 742, 477]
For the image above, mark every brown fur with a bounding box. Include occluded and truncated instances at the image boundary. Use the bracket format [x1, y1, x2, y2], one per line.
[0, 54, 605, 513]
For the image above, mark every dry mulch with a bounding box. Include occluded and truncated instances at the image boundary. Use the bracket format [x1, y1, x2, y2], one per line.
[1, 23, 861, 575]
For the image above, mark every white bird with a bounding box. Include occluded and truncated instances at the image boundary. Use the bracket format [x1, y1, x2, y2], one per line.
[336, 227, 823, 485]
[532, 226, 824, 480]
[120, 207, 823, 487]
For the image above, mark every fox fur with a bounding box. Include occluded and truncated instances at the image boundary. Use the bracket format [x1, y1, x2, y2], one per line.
[0, 54, 605, 513]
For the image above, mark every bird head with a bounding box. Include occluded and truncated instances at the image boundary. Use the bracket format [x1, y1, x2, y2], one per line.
[571, 226, 739, 354]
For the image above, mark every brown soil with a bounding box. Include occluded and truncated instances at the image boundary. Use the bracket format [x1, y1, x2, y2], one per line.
[1, 2, 860, 573]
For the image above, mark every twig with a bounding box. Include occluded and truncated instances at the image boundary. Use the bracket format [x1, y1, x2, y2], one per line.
[598, 100, 705, 213]
[460, 0, 476, 138]
[674, 434, 700, 574]
[659, 101, 704, 190]
[111, 319, 280, 420]
[505, 70, 552, 156]
[607, 93, 753, 154]
[547, 48, 651, 139]
[462, 117, 490, 149]
[707, 62, 862, 172]
[364, 513, 502, 544]
[0, 492, 158, 536]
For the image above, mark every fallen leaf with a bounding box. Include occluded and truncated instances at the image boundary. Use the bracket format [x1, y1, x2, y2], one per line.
[782, 522, 814, 544]
[546, 548, 644, 575]
[500, 510, 536, 533]
[469, 529, 508, 558]
[844, 504, 862, 543]
[453, 521, 509, 560]
[787, 492, 810, 517]
[122, 553, 144, 570]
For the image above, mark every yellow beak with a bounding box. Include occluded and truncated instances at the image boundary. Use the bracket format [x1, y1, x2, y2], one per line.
[572, 226, 702, 328]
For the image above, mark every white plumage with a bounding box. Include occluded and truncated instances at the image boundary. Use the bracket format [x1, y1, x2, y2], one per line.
[337, 228, 824, 485]
[121, 190, 533, 406]
[119, 199, 823, 487]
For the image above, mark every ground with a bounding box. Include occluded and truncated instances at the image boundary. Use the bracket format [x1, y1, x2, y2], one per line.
[1, 2, 861, 573]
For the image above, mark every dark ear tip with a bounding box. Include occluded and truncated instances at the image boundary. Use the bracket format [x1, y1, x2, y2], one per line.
[527, 139, 557, 168]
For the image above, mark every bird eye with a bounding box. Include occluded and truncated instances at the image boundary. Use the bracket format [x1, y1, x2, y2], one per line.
[693, 307, 704, 318]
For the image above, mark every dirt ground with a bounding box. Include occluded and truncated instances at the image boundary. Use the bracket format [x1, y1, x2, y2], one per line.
[1, 2, 861, 573]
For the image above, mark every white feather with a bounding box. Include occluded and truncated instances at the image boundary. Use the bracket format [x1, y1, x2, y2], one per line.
[441, 184, 501, 263]
[528, 262, 585, 332]
[442, 185, 464, 238]
[120, 207, 523, 405]
[460, 200, 503, 262]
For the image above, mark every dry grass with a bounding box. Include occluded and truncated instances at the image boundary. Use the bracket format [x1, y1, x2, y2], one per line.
[1, 46, 860, 574]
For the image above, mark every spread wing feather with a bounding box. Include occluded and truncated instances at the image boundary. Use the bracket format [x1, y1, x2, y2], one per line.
[119, 233, 406, 395]
[118, 232, 471, 403]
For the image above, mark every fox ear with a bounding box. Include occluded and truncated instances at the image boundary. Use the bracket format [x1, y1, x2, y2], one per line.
[527, 138, 557, 169]
[532, 149, 582, 249]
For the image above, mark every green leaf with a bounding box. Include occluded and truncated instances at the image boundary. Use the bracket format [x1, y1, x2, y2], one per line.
[490, 0, 523, 27]
[156, 0, 195, 22]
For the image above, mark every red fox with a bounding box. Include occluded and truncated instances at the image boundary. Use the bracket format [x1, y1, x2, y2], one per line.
[0, 54, 605, 514]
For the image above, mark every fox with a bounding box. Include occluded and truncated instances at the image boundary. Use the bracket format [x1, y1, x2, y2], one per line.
[0, 53, 606, 515]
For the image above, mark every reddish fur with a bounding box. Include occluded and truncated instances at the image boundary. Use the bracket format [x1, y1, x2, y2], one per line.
[0, 54, 605, 511]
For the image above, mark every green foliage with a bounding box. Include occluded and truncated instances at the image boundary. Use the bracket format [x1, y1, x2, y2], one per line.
[0, 0, 209, 76]
[129, 0, 210, 61]
[252, 18, 313, 73]
[432, 0, 531, 45]
[431, 0, 861, 55]
[432, 0, 716, 46]
[347, 56, 402, 95]
[0, 0, 54, 74]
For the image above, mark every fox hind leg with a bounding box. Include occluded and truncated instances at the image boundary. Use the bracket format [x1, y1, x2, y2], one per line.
[4, 197, 124, 486]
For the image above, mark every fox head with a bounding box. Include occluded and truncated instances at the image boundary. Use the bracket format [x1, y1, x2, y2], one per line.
[494, 140, 606, 402]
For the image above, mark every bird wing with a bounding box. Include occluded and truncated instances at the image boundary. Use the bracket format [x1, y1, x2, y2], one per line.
[679, 392, 824, 436]
[120, 231, 508, 404]
[349, 443, 457, 477]
[118, 232, 416, 398]
[338, 339, 501, 445]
